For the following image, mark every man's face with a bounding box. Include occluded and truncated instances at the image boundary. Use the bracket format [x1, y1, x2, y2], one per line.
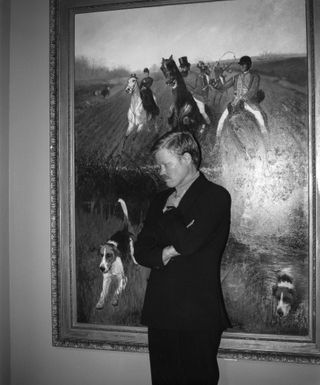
[240, 63, 249, 73]
[144, 71, 149, 78]
[180, 66, 189, 76]
[155, 148, 190, 189]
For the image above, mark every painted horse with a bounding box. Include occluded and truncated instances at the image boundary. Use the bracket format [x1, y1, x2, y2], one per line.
[125, 74, 159, 136]
[160, 55, 204, 136]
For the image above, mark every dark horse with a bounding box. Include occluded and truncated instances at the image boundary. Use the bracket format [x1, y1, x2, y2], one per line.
[161, 55, 204, 136]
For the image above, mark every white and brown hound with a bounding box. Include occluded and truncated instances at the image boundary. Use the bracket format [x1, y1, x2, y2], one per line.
[96, 198, 137, 309]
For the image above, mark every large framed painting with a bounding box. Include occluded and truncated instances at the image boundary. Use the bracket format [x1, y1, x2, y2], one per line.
[50, 0, 320, 362]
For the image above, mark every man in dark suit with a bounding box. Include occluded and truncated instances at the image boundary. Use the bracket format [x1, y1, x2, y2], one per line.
[135, 131, 231, 385]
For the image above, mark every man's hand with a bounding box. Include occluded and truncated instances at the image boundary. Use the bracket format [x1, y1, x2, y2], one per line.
[162, 245, 180, 265]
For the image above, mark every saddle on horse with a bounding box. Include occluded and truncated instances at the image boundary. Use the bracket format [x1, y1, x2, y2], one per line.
[140, 88, 160, 119]
[139, 76, 160, 119]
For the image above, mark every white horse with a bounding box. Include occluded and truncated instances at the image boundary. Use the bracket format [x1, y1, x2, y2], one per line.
[125, 74, 149, 136]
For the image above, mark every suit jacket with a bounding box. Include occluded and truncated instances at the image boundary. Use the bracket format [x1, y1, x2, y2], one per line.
[140, 76, 153, 90]
[224, 70, 260, 104]
[183, 70, 206, 103]
[135, 173, 231, 331]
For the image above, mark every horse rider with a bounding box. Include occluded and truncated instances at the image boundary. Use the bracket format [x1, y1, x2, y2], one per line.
[101, 83, 110, 98]
[196, 61, 211, 104]
[212, 62, 226, 88]
[215, 55, 267, 139]
[139, 67, 160, 119]
[178, 56, 211, 125]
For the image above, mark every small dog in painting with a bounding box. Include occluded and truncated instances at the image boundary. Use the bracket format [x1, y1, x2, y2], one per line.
[96, 198, 137, 309]
[272, 268, 295, 318]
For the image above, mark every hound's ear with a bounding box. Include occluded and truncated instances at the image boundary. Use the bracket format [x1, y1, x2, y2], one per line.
[169, 54, 173, 59]
[272, 285, 277, 295]
[111, 245, 120, 257]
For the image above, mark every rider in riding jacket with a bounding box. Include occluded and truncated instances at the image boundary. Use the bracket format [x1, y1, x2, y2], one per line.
[178, 56, 211, 125]
[216, 55, 267, 138]
[196, 61, 211, 104]
[139, 67, 160, 119]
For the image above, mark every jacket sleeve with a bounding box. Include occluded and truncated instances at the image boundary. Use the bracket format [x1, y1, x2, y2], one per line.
[148, 77, 154, 88]
[245, 72, 260, 101]
[158, 190, 231, 256]
[134, 198, 165, 269]
[221, 76, 235, 91]
[141, 77, 153, 89]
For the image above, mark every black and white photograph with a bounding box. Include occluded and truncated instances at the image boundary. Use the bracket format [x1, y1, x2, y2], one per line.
[7, 0, 320, 383]
[50, 0, 320, 364]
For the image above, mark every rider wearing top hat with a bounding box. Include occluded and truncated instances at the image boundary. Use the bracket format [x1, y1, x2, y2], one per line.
[139, 67, 160, 119]
[216, 55, 267, 138]
[178, 56, 211, 125]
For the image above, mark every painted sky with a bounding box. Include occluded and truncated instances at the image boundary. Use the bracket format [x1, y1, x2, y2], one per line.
[75, 0, 306, 72]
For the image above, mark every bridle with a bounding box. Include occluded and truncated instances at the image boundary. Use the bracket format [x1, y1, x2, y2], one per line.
[125, 75, 138, 94]
[161, 62, 177, 88]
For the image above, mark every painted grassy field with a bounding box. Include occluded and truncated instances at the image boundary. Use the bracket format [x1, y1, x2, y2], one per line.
[74, 56, 309, 335]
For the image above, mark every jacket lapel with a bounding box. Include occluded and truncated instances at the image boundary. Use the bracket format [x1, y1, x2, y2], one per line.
[157, 188, 175, 213]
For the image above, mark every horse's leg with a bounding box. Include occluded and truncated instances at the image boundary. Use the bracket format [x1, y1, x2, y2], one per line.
[126, 122, 135, 136]
[244, 103, 270, 160]
[136, 102, 147, 132]
[118, 109, 135, 153]
[126, 108, 136, 136]
[152, 93, 160, 118]
[216, 108, 229, 139]
[194, 97, 210, 124]
[168, 105, 178, 130]
[153, 94, 158, 105]
[137, 123, 144, 132]
[244, 103, 268, 135]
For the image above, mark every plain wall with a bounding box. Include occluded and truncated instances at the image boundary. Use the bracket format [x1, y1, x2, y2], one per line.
[0, 0, 11, 384]
[8, 0, 320, 385]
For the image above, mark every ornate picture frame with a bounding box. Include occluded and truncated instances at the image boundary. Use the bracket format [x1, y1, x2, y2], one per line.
[50, 0, 320, 362]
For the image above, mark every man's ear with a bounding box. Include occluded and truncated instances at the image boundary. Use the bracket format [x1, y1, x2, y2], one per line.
[182, 152, 192, 164]
[272, 285, 278, 295]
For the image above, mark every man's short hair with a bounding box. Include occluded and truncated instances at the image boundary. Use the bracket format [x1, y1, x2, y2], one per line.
[151, 131, 202, 169]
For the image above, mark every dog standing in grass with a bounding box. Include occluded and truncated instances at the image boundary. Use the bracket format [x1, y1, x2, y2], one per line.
[272, 267, 296, 318]
[96, 198, 137, 309]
